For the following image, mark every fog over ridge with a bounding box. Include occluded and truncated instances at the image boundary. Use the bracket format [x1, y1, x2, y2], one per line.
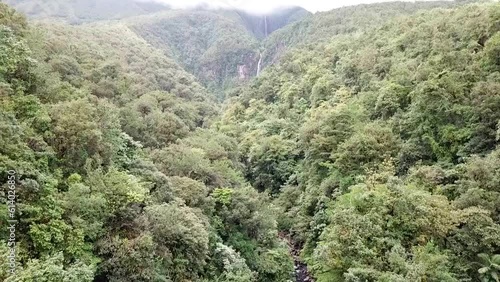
[135, 0, 429, 14]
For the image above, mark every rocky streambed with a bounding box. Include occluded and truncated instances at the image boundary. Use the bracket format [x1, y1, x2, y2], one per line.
[280, 232, 315, 282]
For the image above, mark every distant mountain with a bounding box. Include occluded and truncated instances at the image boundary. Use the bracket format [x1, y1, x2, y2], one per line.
[126, 7, 310, 94]
[6, 1, 310, 93]
[261, 1, 462, 68]
[125, 2, 469, 93]
[6, 0, 472, 95]
[3, 0, 169, 23]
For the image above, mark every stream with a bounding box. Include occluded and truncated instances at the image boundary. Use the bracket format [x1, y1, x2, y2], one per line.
[279, 232, 315, 282]
[257, 52, 262, 76]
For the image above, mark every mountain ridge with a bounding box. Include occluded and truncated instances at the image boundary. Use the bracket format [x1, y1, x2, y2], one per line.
[8, 1, 471, 95]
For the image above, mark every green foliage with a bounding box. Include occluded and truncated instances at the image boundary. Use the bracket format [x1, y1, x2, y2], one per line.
[312, 183, 458, 280]
[49, 98, 124, 170]
[0, 23, 34, 93]
[255, 245, 294, 282]
[145, 203, 210, 281]
[477, 253, 500, 282]
[120, 91, 201, 148]
[245, 134, 298, 194]
[97, 233, 160, 282]
[151, 140, 244, 188]
[3, 1, 500, 282]
[484, 33, 500, 71]
[5, 252, 95, 282]
[220, 2, 500, 281]
[213, 188, 234, 206]
[213, 243, 256, 282]
[332, 122, 400, 176]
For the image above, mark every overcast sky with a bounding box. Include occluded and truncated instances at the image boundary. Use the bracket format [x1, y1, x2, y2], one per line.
[144, 0, 422, 14]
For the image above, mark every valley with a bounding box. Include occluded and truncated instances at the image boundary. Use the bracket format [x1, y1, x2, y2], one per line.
[1, 1, 500, 281]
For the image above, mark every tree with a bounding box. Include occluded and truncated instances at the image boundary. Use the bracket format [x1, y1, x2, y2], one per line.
[145, 203, 210, 281]
[477, 253, 500, 282]
[4, 253, 95, 282]
[313, 182, 458, 281]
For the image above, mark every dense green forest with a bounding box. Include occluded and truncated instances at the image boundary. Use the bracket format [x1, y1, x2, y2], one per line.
[1, 1, 500, 282]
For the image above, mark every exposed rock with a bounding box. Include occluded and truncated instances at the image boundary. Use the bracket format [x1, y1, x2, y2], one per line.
[279, 232, 315, 282]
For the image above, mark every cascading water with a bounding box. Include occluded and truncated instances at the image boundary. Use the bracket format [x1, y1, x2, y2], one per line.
[257, 52, 262, 76]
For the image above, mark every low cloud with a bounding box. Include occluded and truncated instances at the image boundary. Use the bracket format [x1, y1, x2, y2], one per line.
[137, 0, 429, 14]
[137, 0, 296, 14]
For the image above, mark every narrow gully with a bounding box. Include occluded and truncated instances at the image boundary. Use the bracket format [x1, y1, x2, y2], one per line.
[279, 232, 315, 282]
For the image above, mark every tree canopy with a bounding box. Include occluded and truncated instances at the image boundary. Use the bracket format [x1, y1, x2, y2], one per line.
[1, 1, 500, 281]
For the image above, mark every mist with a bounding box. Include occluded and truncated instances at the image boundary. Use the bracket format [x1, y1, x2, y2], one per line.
[137, 0, 422, 14]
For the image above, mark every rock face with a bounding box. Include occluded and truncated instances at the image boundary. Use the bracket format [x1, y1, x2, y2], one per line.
[295, 261, 314, 282]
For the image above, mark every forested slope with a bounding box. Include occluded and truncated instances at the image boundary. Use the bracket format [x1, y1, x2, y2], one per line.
[0, 3, 292, 281]
[126, 1, 473, 96]
[3, 0, 169, 23]
[128, 10, 260, 93]
[219, 2, 500, 281]
[6, 1, 311, 95]
[1, 1, 500, 282]
[127, 7, 310, 94]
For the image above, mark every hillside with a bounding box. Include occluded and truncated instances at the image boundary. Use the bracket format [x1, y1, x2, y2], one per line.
[220, 2, 500, 281]
[127, 7, 310, 95]
[6, 0, 310, 94]
[128, 9, 260, 93]
[261, 1, 462, 68]
[0, 3, 293, 281]
[1, 1, 500, 282]
[125, 1, 469, 95]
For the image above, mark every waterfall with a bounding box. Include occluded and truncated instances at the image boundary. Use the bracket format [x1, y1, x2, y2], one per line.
[257, 52, 262, 76]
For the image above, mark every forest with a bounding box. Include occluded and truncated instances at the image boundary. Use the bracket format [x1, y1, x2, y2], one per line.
[0, 0, 499, 281]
